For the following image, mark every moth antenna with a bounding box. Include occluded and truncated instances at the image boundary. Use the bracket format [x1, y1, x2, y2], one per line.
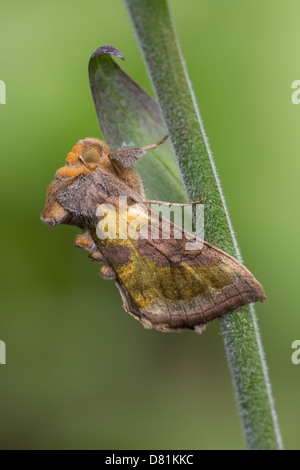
[140, 134, 169, 152]
[144, 198, 206, 207]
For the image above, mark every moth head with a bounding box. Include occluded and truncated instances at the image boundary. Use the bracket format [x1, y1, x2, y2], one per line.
[41, 138, 110, 227]
[55, 138, 110, 179]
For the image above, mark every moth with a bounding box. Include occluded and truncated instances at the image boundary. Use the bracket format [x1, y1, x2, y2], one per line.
[41, 135, 266, 332]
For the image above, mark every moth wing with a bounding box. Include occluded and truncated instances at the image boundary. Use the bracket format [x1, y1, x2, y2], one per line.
[94, 204, 266, 332]
[56, 170, 132, 224]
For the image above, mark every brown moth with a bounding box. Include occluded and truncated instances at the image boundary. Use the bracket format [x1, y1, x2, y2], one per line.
[41, 136, 266, 333]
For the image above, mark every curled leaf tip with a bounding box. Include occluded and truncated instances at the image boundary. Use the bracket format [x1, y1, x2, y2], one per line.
[89, 45, 125, 63]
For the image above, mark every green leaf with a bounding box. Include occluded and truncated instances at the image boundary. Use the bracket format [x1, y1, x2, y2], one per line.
[88, 45, 186, 203]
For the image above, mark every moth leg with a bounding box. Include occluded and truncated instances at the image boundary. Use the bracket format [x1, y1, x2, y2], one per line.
[73, 230, 94, 251]
[89, 250, 104, 263]
[74, 230, 105, 264]
[144, 198, 206, 206]
[99, 265, 117, 280]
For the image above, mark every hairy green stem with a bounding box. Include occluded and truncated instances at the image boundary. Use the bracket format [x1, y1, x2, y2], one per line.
[124, 0, 283, 450]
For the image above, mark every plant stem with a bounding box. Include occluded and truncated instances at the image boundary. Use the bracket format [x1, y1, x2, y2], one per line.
[124, 0, 283, 450]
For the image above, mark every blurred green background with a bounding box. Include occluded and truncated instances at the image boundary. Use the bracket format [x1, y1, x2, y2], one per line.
[0, 0, 299, 450]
